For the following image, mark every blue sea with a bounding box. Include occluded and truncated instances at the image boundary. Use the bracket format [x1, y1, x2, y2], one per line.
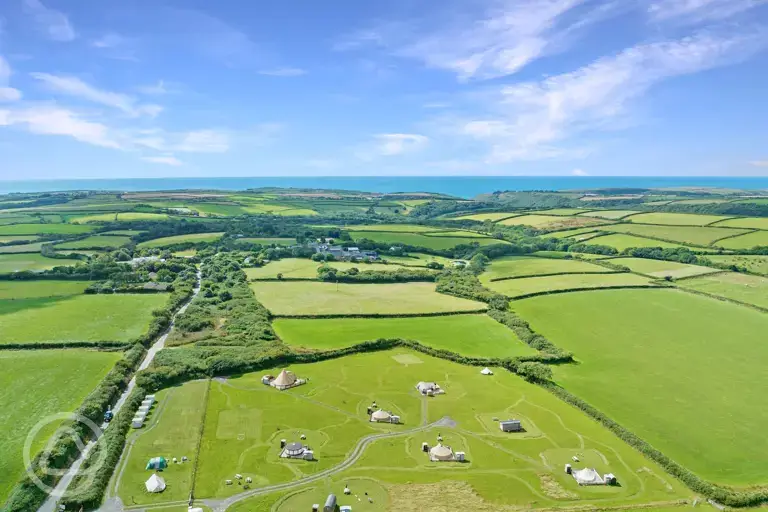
[0, 176, 767, 199]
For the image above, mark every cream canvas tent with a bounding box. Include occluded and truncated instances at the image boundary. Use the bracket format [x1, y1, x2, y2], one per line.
[145, 474, 166, 493]
[270, 369, 304, 390]
[480, 367, 493, 375]
[572, 468, 605, 485]
[429, 443, 455, 461]
[371, 410, 392, 422]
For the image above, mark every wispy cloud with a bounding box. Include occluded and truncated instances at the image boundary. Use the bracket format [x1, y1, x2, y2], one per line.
[142, 155, 183, 166]
[458, 31, 768, 162]
[750, 160, 768, 167]
[572, 168, 588, 175]
[137, 81, 168, 95]
[648, 0, 768, 24]
[90, 32, 138, 61]
[375, 133, 428, 156]
[258, 67, 306, 77]
[91, 33, 125, 49]
[31, 73, 162, 117]
[23, 0, 76, 42]
[0, 105, 119, 148]
[0, 56, 22, 102]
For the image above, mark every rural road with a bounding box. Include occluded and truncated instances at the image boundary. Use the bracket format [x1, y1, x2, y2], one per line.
[38, 269, 202, 512]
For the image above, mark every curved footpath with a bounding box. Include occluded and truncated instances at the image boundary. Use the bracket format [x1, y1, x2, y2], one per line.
[38, 270, 202, 512]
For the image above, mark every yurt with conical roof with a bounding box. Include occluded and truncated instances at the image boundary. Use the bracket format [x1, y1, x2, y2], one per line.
[429, 443, 455, 462]
[145, 473, 166, 493]
[370, 409, 392, 422]
[270, 369, 305, 390]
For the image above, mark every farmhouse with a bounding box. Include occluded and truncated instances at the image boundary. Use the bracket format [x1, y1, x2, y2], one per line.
[415, 381, 444, 396]
[500, 420, 522, 432]
[263, 369, 306, 391]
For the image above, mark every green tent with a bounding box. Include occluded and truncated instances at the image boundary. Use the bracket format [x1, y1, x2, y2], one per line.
[146, 457, 167, 471]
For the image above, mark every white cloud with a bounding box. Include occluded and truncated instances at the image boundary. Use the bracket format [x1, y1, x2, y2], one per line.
[750, 160, 768, 167]
[0, 88, 22, 102]
[142, 155, 183, 166]
[137, 81, 167, 95]
[175, 130, 230, 153]
[258, 67, 307, 77]
[571, 168, 588, 175]
[23, 0, 76, 42]
[459, 31, 768, 162]
[648, 0, 768, 23]
[0, 105, 119, 148]
[374, 133, 428, 156]
[30, 73, 162, 117]
[0, 56, 22, 102]
[91, 33, 125, 49]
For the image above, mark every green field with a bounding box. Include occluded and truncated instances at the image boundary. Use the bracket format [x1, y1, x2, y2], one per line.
[101, 229, 144, 236]
[677, 272, 768, 309]
[250, 281, 486, 315]
[596, 224, 744, 246]
[585, 234, 688, 251]
[610, 258, 721, 279]
[450, 212, 520, 222]
[72, 212, 171, 223]
[532, 251, 611, 260]
[0, 293, 168, 344]
[273, 314, 536, 358]
[55, 235, 131, 250]
[423, 230, 489, 238]
[0, 242, 46, 254]
[347, 224, 449, 232]
[705, 254, 768, 275]
[714, 230, 768, 249]
[0, 349, 121, 503]
[0, 253, 81, 274]
[245, 258, 319, 279]
[537, 208, 593, 216]
[542, 227, 605, 240]
[137, 349, 689, 509]
[0, 223, 95, 235]
[349, 231, 507, 250]
[578, 210, 639, 220]
[381, 253, 455, 267]
[626, 212, 731, 226]
[485, 272, 655, 298]
[513, 288, 768, 485]
[138, 232, 225, 248]
[0, 280, 90, 299]
[0, 235, 39, 243]
[498, 215, 606, 230]
[711, 217, 768, 229]
[236, 237, 297, 245]
[479, 256, 613, 282]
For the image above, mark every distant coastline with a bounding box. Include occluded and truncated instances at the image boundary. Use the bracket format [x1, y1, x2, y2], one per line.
[1, 176, 767, 198]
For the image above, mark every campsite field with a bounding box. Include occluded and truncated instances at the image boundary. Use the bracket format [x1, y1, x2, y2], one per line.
[250, 281, 486, 315]
[582, 234, 687, 251]
[0, 253, 80, 274]
[138, 349, 689, 509]
[484, 272, 655, 298]
[479, 256, 614, 282]
[498, 215, 606, 230]
[600, 223, 747, 246]
[705, 254, 768, 275]
[0, 293, 168, 344]
[610, 257, 721, 279]
[677, 272, 768, 309]
[0, 349, 121, 504]
[625, 212, 731, 226]
[137, 232, 225, 248]
[0, 223, 95, 235]
[272, 314, 536, 358]
[54, 235, 131, 250]
[347, 231, 505, 250]
[714, 230, 768, 249]
[512, 288, 768, 485]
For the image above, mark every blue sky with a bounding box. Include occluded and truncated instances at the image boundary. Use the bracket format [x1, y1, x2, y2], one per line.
[0, 0, 767, 179]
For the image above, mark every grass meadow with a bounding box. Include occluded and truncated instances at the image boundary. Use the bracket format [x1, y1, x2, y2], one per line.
[543, 227, 606, 239]
[678, 272, 768, 309]
[711, 217, 768, 230]
[246, 258, 415, 280]
[138, 232, 225, 248]
[272, 314, 536, 358]
[498, 215, 607, 230]
[235, 237, 297, 245]
[348, 231, 507, 250]
[345, 224, 449, 232]
[705, 254, 768, 275]
[601, 224, 748, 246]
[0, 253, 80, 274]
[578, 210, 640, 219]
[0, 235, 39, 243]
[485, 272, 655, 298]
[450, 212, 521, 222]
[381, 253, 455, 267]
[626, 212, 732, 226]
[55, 235, 131, 250]
[714, 230, 768, 249]
[513, 288, 768, 485]
[537, 208, 594, 216]
[0, 223, 95, 235]
[0, 293, 168, 344]
[0, 349, 121, 504]
[0, 280, 90, 299]
[0, 242, 46, 254]
[585, 234, 686, 251]
[143, 349, 689, 509]
[610, 258, 721, 279]
[250, 281, 486, 315]
[479, 256, 613, 282]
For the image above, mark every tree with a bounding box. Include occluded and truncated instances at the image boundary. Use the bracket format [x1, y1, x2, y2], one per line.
[517, 362, 553, 382]
[469, 253, 489, 273]
[276, 273, 284, 281]
[426, 261, 444, 270]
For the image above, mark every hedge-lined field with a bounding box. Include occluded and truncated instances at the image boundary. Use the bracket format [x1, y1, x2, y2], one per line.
[273, 314, 536, 358]
[0, 280, 90, 299]
[513, 288, 768, 486]
[0, 235, 39, 243]
[345, 224, 448, 232]
[537, 208, 594, 216]
[626, 212, 732, 226]
[245, 258, 412, 280]
[0, 293, 168, 344]
[0, 253, 80, 274]
[348, 231, 507, 250]
[678, 272, 768, 309]
[250, 281, 486, 315]
[602, 223, 748, 246]
[498, 215, 606, 230]
[55, 235, 131, 250]
[450, 212, 520, 222]
[578, 210, 639, 220]
[0, 223, 95, 235]
[235, 237, 297, 245]
[714, 230, 768, 249]
[581, 234, 687, 251]
[705, 254, 768, 275]
[479, 256, 613, 282]
[610, 258, 721, 279]
[0, 349, 121, 504]
[485, 272, 655, 298]
[137, 232, 225, 248]
[711, 217, 768, 230]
